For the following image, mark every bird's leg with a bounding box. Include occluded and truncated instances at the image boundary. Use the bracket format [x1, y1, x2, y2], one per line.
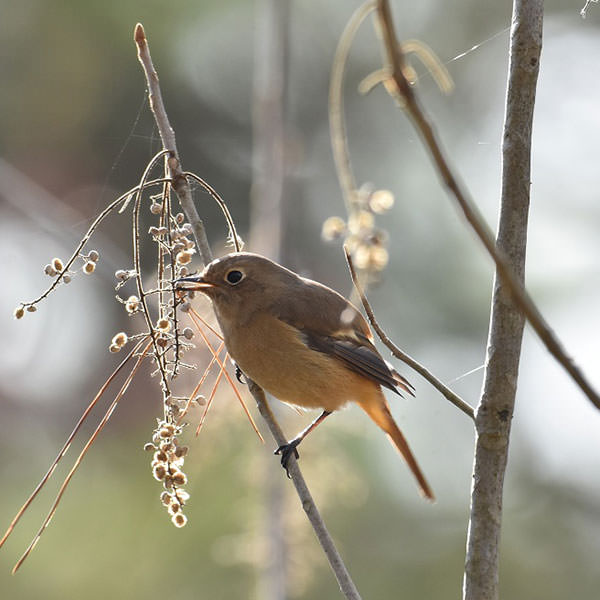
[275, 410, 332, 478]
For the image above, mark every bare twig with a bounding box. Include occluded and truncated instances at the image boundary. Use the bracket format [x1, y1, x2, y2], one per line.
[0, 337, 149, 552]
[184, 172, 242, 252]
[374, 0, 600, 411]
[464, 3, 543, 598]
[248, 381, 363, 600]
[134, 23, 212, 265]
[17, 177, 170, 310]
[344, 247, 474, 420]
[329, 1, 375, 214]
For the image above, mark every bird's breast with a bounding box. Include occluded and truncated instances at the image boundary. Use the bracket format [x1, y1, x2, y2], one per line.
[220, 312, 379, 413]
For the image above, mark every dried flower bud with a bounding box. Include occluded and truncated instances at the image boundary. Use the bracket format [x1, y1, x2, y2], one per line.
[109, 343, 121, 353]
[115, 269, 128, 281]
[125, 295, 140, 313]
[150, 202, 163, 215]
[171, 513, 187, 528]
[369, 245, 389, 270]
[156, 318, 171, 332]
[321, 216, 347, 241]
[174, 446, 189, 458]
[153, 464, 167, 481]
[27, 305, 37, 313]
[52, 258, 64, 272]
[194, 396, 207, 406]
[176, 250, 193, 265]
[168, 501, 181, 515]
[154, 450, 168, 463]
[156, 336, 168, 348]
[171, 471, 187, 486]
[349, 211, 375, 235]
[369, 189, 395, 214]
[88, 250, 100, 262]
[63, 274, 72, 284]
[175, 212, 185, 224]
[176, 490, 190, 502]
[14, 306, 25, 320]
[143, 443, 156, 452]
[160, 441, 174, 453]
[160, 492, 172, 506]
[179, 302, 191, 313]
[112, 332, 128, 347]
[182, 327, 194, 340]
[44, 264, 57, 277]
[353, 244, 371, 270]
[83, 261, 96, 274]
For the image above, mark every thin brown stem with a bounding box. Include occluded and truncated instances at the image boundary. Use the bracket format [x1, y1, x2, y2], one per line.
[374, 0, 600, 410]
[248, 381, 363, 600]
[0, 337, 149, 551]
[134, 23, 212, 265]
[344, 247, 474, 420]
[12, 340, 153, 573]
[18, 178, 170, 310]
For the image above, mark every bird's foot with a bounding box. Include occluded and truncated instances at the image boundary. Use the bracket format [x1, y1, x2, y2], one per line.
[274, 440, 300, 478]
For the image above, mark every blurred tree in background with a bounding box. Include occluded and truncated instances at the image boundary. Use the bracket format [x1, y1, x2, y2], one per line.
[1, 1, 599, 598]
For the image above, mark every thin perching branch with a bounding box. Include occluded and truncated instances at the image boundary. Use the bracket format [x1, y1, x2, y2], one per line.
[374, 0, 600, 411]
[134, 24, 361, 600]
[344, 247, 474, 420]
[134, 23, 212, 265]
[248, 382, 363, 600]
[464, 3, 543, 599]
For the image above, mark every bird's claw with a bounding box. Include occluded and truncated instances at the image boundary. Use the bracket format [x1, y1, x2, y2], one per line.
[274, 441, 300, 478]
[235, 365, 247, 385]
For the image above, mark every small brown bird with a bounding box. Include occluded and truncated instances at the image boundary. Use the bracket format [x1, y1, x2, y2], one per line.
[177, 252, 433, 500]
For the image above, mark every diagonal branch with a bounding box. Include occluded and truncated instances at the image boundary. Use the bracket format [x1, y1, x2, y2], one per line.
[374, 0, 600, 411]
[344, 247, 474, 420]
[248, 381, 362, 600]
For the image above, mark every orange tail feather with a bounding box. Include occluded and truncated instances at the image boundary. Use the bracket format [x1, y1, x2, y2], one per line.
[358, 393, 435, 501]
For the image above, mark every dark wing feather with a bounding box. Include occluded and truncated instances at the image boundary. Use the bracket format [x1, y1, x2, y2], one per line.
[302, 330, 413, 396]
[272, 274, 414, 395]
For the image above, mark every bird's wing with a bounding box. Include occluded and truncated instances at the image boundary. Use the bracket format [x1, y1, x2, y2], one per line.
[273, 278, 413, 396]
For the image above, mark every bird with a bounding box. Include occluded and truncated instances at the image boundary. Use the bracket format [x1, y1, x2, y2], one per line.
[176, 252, 434, 500]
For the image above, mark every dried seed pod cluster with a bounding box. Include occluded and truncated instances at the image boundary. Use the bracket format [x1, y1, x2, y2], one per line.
[146, 420, 190, 528]
[321, 186, 394, 273]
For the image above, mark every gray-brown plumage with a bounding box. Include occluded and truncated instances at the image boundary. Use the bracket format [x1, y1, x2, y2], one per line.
[178, 252, 433, 500]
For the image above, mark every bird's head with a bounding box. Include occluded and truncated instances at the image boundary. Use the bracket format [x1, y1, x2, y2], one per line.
[175, 252, 298, 320]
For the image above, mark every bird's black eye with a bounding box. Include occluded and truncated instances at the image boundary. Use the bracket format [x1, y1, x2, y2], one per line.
[225, 269, 244, 285]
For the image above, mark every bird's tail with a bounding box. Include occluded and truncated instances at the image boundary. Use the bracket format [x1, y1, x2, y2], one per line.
[358, 393, 435, 501]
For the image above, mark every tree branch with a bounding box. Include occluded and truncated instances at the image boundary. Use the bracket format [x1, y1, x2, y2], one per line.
[464, 3, 543, 599]
[374, 0, 600, 411]
[134, 23, 212, 265]
[344, 247, 475, 420]
[248, 382, 363, 600]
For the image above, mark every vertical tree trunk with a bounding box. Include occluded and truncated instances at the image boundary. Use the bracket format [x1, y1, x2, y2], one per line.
[463, 2, 543, 599]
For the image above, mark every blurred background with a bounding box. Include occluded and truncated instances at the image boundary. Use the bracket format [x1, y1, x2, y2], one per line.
[1, 1, 600, 598]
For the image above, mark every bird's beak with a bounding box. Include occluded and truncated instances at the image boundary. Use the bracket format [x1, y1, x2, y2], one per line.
[174, 276, 217, 291]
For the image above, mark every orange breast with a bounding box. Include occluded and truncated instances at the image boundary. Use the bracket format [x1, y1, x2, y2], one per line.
[222, 312, 381, 413]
